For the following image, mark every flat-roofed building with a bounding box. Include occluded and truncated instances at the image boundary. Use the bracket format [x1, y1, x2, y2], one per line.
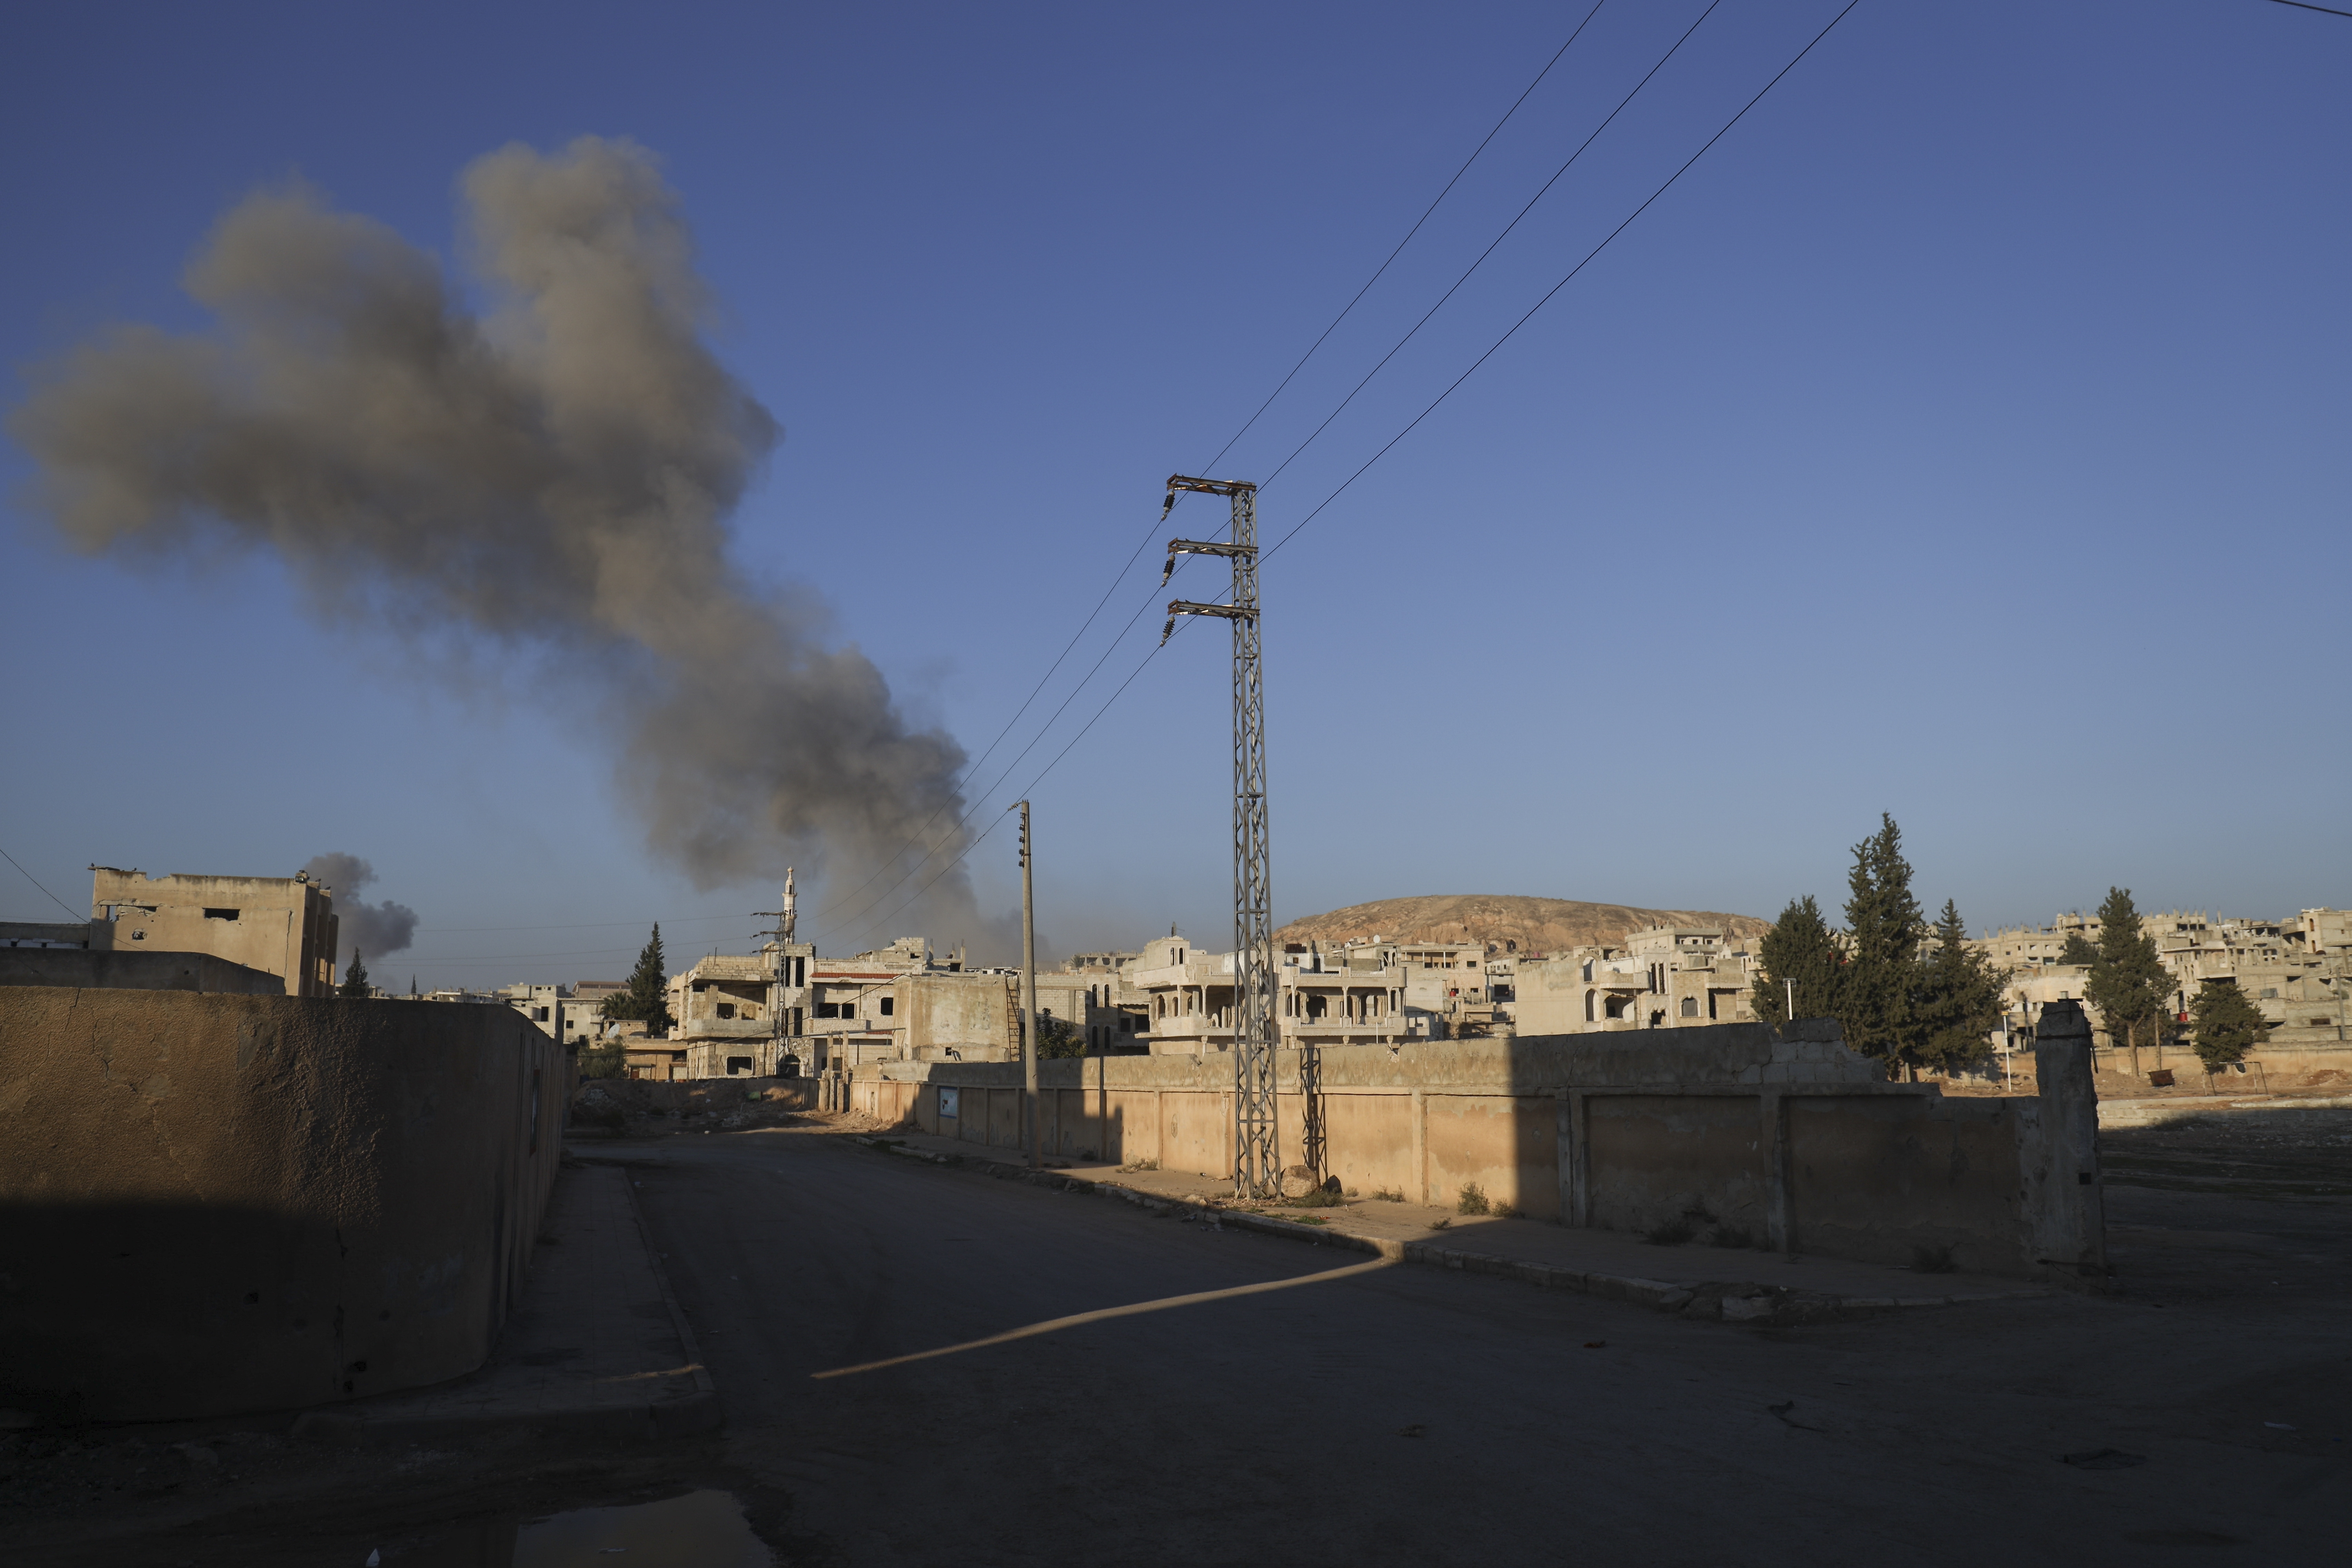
[80, 866, 341, 997]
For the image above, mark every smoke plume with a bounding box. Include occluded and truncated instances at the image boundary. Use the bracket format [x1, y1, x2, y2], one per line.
[301, 852, 418, 960]
[11, 138, 985, 950]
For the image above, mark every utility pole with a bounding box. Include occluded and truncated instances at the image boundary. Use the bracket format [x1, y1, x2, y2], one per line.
[1015, 800, 1040, 1169]
[1158, 474, 1285, 1200]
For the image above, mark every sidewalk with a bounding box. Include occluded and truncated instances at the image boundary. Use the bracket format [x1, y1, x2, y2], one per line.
[850, 1128, 2047, 1326]
[291, 1158, 717, 1447]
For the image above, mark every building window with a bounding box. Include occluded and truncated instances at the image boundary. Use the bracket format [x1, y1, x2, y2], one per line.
[203, 907, 240, 921]
[817, 1001, 842, 1019]
[1680, 996, 1699, 1018]
[536, 1006, 550, 1022]
[880, 995, 895, 1016]
[716, 1003, 735, 1019]
[726, 1056, 753, 1075]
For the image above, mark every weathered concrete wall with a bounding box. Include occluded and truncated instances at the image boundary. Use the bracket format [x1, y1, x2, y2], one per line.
[0, 948, 283, 994]
[1584, 1094, 1769, 1237]
[0, 988, 566, 1421]
[865, 1020, 2105, 1285]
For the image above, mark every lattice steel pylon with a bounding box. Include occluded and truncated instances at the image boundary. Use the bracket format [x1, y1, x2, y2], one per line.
[1158, 474, 1286, 1199]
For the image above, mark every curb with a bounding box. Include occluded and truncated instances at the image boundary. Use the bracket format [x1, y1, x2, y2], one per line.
[850, 1135, 2040, 1326]
[289, 1171, 721, 1449]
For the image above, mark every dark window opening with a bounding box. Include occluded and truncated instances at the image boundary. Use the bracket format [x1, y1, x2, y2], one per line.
[203, 907, 240, 921]
[716, 1002, 735, 1019]
[726, 1056, 754, 1075]
[879, 996, 895, 1016]
[816, 1001, 842, 1019]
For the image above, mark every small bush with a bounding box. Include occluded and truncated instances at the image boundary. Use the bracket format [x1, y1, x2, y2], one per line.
[1371, 1187, 1406, 1203]
[1708, 1225, 1754, 1250]
[1644, 1219, 1695, 1246]
[1681, 1202, 1717, 1225]
[1911, 1243, 1956, 1274]
[1457, 1183, 1491, 1216]
[1491, 1201, 1523, 1220]
[1290, 1184, 1347, 1208]
[1121, 1157, 1159, 1172]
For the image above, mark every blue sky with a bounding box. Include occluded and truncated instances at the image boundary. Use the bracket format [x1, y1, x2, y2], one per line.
[2, 0, 2345, 985]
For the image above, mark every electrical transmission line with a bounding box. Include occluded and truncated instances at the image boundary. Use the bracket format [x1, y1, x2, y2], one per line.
[1253, 0, 1727, 494]
[1265, 0, 1866, 564]
[803, 13, 1626, 938]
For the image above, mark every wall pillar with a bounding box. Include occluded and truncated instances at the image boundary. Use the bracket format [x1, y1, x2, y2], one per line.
[1553, 1092, 1573, 1225]
[1411, 1089, 1428, 1205]
[1563, 1090, 1590, 1227]
[1761, 1089, 1791, 1252]
[2029, 999, 2109, 1291]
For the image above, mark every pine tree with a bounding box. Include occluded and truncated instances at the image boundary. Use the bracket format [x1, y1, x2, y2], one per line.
[339, 949, 371, 999]
[1915, 900, 2003, 1071]
[1751, 895, 1844, 1027]
[2084, 887, 2171, 1054]
[1838, 813, 1925, 1063]
[2057, 931, 2099, 967]
[2188, 978, 2268, 1069]
[602, 924, 676, 1035]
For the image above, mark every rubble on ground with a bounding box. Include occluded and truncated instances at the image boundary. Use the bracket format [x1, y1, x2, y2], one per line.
[570, 1076, 817, 1136]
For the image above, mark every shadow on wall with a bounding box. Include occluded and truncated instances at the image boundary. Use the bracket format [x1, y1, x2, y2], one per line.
[0, 988, 567, 1422]
[867, 1010, 2108, 1289]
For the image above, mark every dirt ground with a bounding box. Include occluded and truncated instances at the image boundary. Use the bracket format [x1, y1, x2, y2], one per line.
[6, 1106, 2348, 1565]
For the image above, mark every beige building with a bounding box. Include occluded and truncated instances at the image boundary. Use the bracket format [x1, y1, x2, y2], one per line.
[1510, 926, 1761, 1035]
[1980, 909, 2350, 1051]
[70, 866, 343, 997]
[1129, 933, 1414, 1055]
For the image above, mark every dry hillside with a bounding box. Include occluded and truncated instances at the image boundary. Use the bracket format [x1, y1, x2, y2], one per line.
[1274, 894, 1770, 959]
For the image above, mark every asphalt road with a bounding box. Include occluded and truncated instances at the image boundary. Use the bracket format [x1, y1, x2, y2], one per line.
[624, 1127, 2349, 1566]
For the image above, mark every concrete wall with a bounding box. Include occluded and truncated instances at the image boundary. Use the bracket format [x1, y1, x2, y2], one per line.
[857, 1018, 2107, 1286]
[0, 987, 566, 1422]
[0, 948, 283, 994]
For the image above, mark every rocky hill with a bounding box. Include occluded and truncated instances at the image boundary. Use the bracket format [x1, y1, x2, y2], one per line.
[1274, 894, 1770, 959]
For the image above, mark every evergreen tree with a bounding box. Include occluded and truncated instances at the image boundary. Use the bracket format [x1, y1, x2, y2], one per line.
[601, 924, 676, 1035]
[1751, 894, 1844, 1027]
[339, 949, 371, 999]
[2084, 887, 2171, 1054]
[1838, 813, 1925, 1063]
[576, 1036, 631, 1079]
[1034, 1009, 1087, 1059]
[1915, 900, 2003, 1071]
[2188, 978, 2268, 1069]
[2057, 932, 2099, 967]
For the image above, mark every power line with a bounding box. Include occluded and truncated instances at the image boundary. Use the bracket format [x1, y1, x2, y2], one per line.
[1255, 0, 1727, 493]
[825, 621, 1195, 957]
[2261, 0, 2352, 18]
[1265, 0, 1866, 563]
[800, 513, 1188, 929]
[1197, 2, 1612, 477]
[805, 570, 1187, 946]
[0, 845, 83, 920]
[800, 13, 1631, 936]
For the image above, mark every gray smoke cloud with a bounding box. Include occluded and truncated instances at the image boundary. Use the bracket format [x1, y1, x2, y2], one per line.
[11, 138, 989, 952]
[301, 852, 418, 960]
